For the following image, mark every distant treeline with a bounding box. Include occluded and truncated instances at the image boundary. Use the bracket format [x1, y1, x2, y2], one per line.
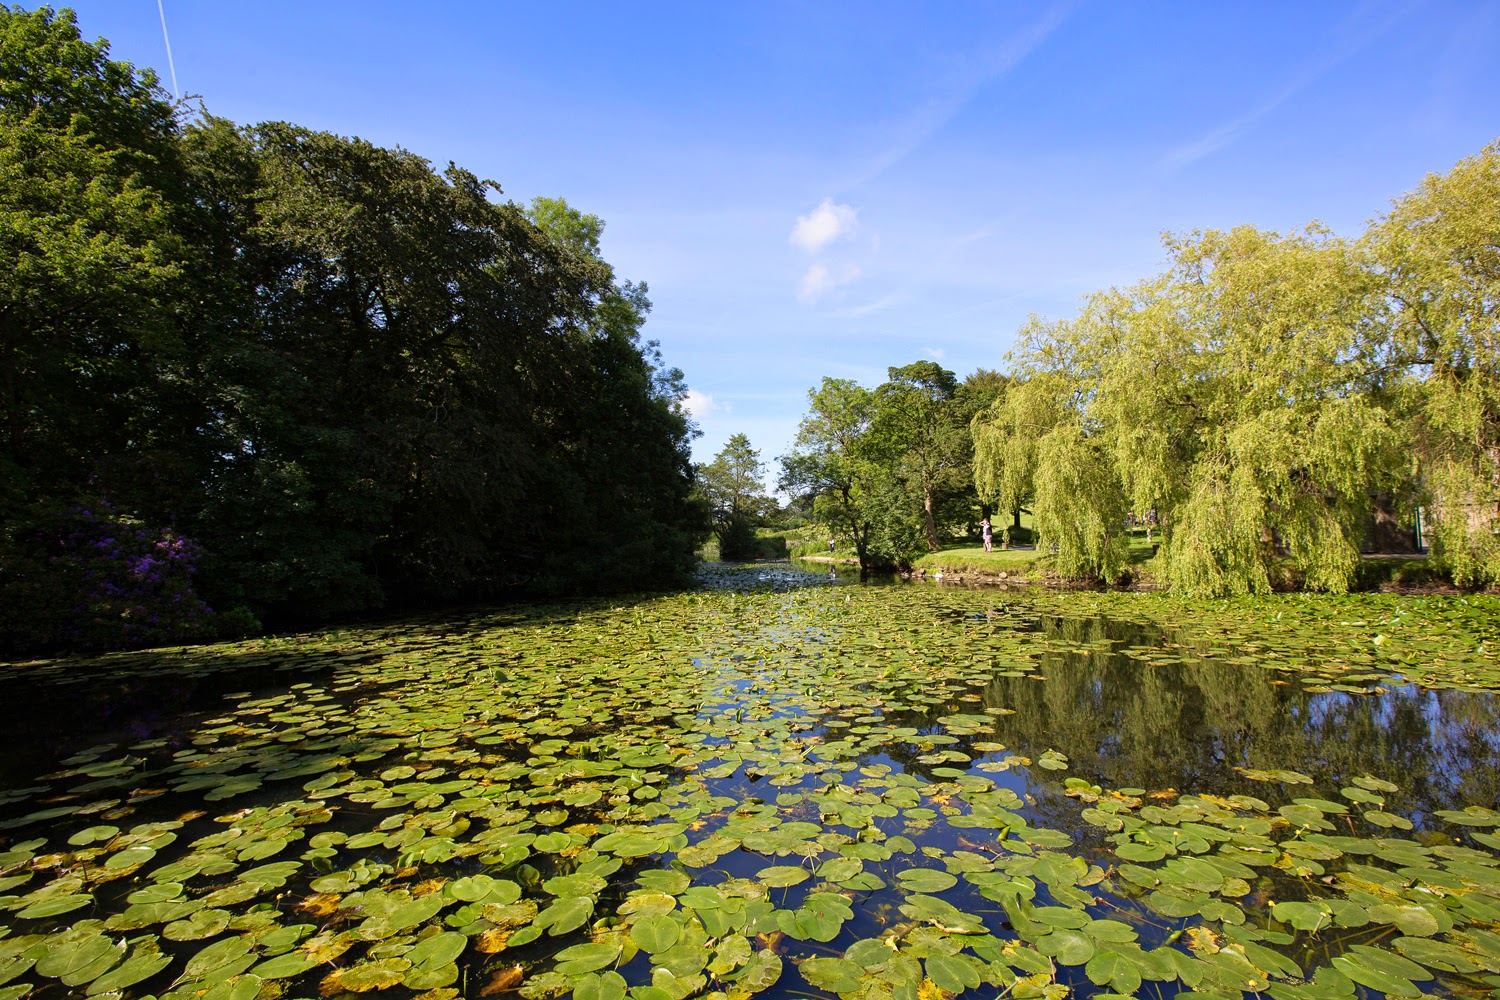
[782, 144, 1500, 595]
[0, 8, 702, 652]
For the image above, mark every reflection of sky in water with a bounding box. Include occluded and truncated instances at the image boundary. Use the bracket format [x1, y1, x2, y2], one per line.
[705, 588, 1500, 835]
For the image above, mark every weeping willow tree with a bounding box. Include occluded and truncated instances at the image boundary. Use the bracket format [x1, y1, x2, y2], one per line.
[973, 314, 1130, 582]
[1373, 141, 1500, 587]
[978, 225, 1411, 596]
[1087, 226, 1408, 596]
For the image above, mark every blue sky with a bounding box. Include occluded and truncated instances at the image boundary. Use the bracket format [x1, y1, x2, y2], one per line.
[60, 1, 1500, 477]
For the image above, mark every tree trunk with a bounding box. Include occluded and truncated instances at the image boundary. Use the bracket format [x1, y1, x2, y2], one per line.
[1369, 490, 1416, 553]
[923, 483, 940, 551]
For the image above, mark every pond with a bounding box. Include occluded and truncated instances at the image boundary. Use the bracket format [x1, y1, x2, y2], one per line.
[2, 565, 1500, 1000]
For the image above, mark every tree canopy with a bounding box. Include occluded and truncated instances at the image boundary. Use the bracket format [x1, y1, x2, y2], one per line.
[695, 433, 773, 560]
[0, 6, 701, 651]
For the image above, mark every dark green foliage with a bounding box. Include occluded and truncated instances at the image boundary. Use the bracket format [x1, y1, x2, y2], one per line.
[695, 432, 775, 561]
[0, 502, 257, 653]
[0, 8, 698, 650]
[715, 513, 761, 561]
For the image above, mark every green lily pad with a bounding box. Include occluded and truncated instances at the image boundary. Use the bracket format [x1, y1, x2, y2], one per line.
[799, 957, 864, 994]
[35, 933, 124, 987]
[554, 941, 622, 975]
[756, 865, 810, 888]
[895, 868, 959, 893]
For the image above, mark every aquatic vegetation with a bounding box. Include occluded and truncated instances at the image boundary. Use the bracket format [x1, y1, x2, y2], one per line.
[1, 577, 1498, 999]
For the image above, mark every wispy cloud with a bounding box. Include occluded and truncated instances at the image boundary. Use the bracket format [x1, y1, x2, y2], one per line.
[833, 291, 906, 318]
[925, 347, 946, 360]
[790, 198, 859, 251]
[1163, 1, 1420, 168]
[843, 3, 1077, 188]
[798, 262, 862, 303]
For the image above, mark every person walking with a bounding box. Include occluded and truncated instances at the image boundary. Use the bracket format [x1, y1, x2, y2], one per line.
[981, 517, 993, 553]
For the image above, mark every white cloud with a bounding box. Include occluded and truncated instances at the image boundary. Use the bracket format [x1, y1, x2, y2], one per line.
[799, 264, 833, 302]
[925, 347, 946, 360]
[798, 262, 862, 304]
[681, 389, 726, 418]
[790, 198, 858, 251]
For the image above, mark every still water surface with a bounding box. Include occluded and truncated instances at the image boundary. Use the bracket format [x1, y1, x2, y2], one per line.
[1, 566, 1498, 999]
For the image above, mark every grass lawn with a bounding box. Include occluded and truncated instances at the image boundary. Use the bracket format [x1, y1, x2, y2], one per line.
[910, 544, 1049, 576]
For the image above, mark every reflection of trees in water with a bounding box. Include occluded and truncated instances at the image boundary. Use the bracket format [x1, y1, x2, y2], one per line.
[863, 611, 1500, 832]
[971, 614, 1500, 822]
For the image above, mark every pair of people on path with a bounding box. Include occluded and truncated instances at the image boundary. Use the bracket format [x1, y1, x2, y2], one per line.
[981, 516, 993, 552]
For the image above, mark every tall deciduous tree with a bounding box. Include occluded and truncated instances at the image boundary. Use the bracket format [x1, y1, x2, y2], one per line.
[1373, 141, 1500, 586]
[0, 5, 185, 516]
[873, 361, 970, 551]
[696, 433, 770, 559]
[973, 314, 1131, 582]
[1094, 227, 1405, 595]
[0, 7, 703, 649]
[781, 378, 894, 573]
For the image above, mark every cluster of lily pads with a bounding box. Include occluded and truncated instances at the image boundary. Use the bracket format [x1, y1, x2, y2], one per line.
[1, 579, 1499, 1000]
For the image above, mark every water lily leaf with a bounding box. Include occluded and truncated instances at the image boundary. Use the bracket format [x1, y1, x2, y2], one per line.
[574, 971, 629, 1000]
[1366, 903, 1440, 937]
[1271, 900, 1333, 932]
[448, 875, 521, 904]
[756, 865, 809, 888]
[1035, 928, 1095, 966]
[1085, 951, 1143, 994]
[16, 893, 93, 919]
[544, 872, 607, 897]
[201, 973, 265, 1000]
[36, 934, 124, 986]
[1390, 936, 1490, 974]
[326, 957, 411, 992]
[554, 941, 622, 976]
[594, 831, 668, 857]
[84, 940, 171, 994]
[729, 949, 783, 994]
[1330, 954, 1421, 997]
[249, 951, 317, 979]
[631, 914, 681, 953]
[799, 957, 864, 994]
[407, 930, 468, 970]
[68, 826, 120, 847]
[535, 895, 594, 935]
[896, 869, 959, 893]
[1364, 810, 1414, 830]
[815, 857, 864, 882]
[636, 870, 691, 895]
[164, 908, 232, 941]
[383, 893, 448, 933]
[1114, 842, 1167, 863]
[183, 936, 252, 979]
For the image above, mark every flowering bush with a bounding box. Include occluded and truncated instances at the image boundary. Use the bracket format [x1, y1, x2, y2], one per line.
[1, 502, 256, 653]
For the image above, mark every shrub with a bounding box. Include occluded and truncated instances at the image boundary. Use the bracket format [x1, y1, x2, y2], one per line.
[0, 502, 257, 653]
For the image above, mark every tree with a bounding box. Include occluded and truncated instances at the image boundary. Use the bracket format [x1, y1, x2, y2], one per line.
[696, 433, 770, 560]
[781, 378, 897, 574]
[0, 5, 186, 517]
[873, 361, 970, 551]
[1, 3, 705, 649]
[1093, 227, 1405, 595]
[1373, 141, 1500, 586]
[973, 315, 1130, 582]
